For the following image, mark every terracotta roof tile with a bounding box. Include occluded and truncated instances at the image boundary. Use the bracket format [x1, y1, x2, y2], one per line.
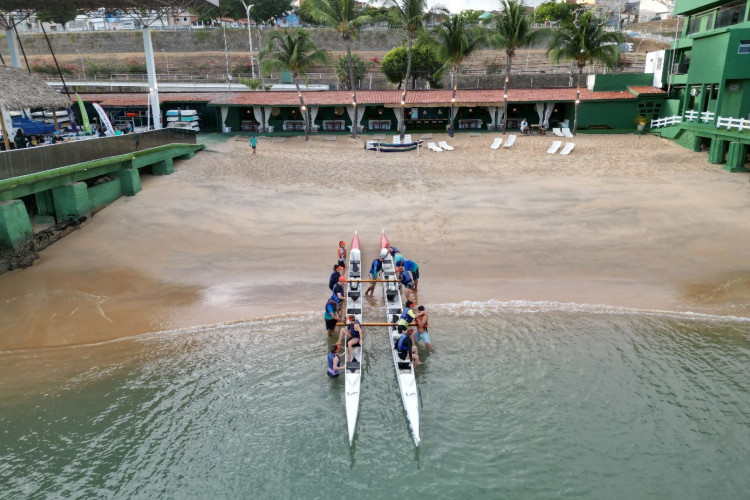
[76, 87, 652, 108]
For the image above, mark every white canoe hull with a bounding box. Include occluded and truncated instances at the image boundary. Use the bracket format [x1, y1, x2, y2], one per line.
[381, 237, 420, 446]
[345, 235, 363, 445]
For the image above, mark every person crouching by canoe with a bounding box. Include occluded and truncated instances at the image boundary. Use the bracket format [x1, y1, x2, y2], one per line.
[395, 328, 421, 365]
[337, 314, 363, 363]
[325, 298, 342, 337]
[337, 240, 347, 268]
[400, 258, 420, 292]
[365, 248, 387, 297]
[396, 264, 416, 302]
[414, 305, 434, 351]
[327, 344, 343, 378]
[388, 245, 401, 261]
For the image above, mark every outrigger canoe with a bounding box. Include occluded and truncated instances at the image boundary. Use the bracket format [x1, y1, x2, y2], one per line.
[366, 140, 423, 153]
[345, 231, 363, 445]
[380, 230, 420, 446]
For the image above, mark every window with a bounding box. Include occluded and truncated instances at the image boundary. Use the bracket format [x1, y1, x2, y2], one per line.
[740, 40, 750, 54]
[715, 1, 746, 29]
[687, 16, 701, 34]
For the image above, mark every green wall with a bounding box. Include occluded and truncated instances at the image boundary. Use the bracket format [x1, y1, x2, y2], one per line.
[688, 31, 730, 84]
[591, 73, 654, 91]
[721, 80, 750, 117]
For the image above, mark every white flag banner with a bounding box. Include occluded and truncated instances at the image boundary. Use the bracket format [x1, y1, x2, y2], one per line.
[92, 102, 115, 136]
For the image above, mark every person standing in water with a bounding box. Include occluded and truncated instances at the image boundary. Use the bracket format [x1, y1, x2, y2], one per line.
[365, 249, 387, 297]
[414, 305, 434, 351]
[327, 344, 342, 378]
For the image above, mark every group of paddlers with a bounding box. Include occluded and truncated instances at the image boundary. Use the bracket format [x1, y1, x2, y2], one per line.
[326, 240, 433, 378]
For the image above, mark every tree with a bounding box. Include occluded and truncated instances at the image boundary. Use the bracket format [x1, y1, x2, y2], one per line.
[485, 0, 546, 132]
[430, 14, 486, 136]
[381, 44, 442, 89]
[383, 0, 444, 140]
[35, 8, 78, 26]
[260, 29, 329, 141]
[533, 2, 576, 24]
[546, 9, 622, 133]
[307, 0, 372, 138]
[335, 53, 367, 89]
[190, 0, 292, 26]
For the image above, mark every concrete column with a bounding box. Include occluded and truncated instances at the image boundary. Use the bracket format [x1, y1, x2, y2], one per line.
[52, 182, 90, 221]
[4, 28, 21, 68]
[0, 200, 33, 249]
[708, 138, 727, 164]
[724, 142, 748, 172]
[151, 158, 174, 175]
[114, 167, 142, 195]
[142, 27, 163, 130]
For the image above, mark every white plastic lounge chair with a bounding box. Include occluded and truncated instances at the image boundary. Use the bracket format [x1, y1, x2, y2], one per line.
[562, 128, 574, 138]
[547, 141, 562, 154]
[560, 142, 575, 155]
[427, 142, 443, 152]
[552, 128, 564, 137]
[404, 134, 412, 144]
[392, 135, 401, 144]
[438, 140, 454, 151]
[490, 138, 503, 150]
[503, 134, 517, 148]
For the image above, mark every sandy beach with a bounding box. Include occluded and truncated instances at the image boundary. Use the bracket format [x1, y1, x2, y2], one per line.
[2, 132, 750, 350]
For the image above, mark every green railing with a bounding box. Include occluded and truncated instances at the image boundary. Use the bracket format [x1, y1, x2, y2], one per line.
[0, 129, 196, 181]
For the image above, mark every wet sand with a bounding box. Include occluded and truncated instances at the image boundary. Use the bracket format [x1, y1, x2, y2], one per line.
[2, 132, 750, 351]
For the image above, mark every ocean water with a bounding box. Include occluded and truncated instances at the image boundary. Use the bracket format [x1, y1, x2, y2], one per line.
[1, 301, 749, 499]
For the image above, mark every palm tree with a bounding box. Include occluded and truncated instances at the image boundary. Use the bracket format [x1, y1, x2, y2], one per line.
[431, 15, 486, 137]
[307, 0, 372, 139]
[546, 9, 622, 134]
[486, 0, 545, 133]
[546, 9, 622, 89]
[260, 29, 329, 141]
[383, 0, 444, 140]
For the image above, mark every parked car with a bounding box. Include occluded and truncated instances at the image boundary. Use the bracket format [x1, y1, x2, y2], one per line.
[650, 16, 662, 21]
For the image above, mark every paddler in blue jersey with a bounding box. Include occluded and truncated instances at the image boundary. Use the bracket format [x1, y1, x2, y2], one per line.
[395, 327, 421, 365]
[365, 248, 387, 297]
[387, 245, 401, 261]
[396, 263, 416, 302]
[327, 344, 343, 378]
[399, 258, 420, 292]
[324, 298, 342, 337]
[337, 314, 363, 363]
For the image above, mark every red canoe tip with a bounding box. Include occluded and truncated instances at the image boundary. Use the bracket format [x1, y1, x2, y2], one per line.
[380, 231, 389, 249]
[351, 233, 360, 250]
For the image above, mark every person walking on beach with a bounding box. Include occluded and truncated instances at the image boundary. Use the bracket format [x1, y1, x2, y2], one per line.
[249, 135, 257, 155]
[324, 298, 342, 337]
[327, 344, 342, 378]
[414, 305, 434, 351]
[337, 240, 347, 268]
[365, 249, 387, 296]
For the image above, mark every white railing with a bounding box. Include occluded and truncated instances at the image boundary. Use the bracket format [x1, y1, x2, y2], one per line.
[716, 116, 750, 132]
[650, 115, 682, 128]
[684, 110, 716, 123]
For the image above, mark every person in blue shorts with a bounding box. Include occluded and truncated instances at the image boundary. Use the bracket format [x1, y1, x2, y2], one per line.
[324, 298, 342, 337]
[327, 344, 342, 378]
[414, 305, 434, 351]
[400, 258, 420, 291]
[365, 248, 387, 296]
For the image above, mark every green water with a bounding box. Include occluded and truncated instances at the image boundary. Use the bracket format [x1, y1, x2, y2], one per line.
[1, 302, 749, 499]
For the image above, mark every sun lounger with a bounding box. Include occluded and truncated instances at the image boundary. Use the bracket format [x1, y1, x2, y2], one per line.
[503, 134, 517, 148]
[490, 138, 503, 150]
[546, 140, 562, 154]
[427, 142, 443, 152]
[559, 142, 575, 155]
[562, 128, 574, 138]
[552, 128, 564, 137]
[438, 140, 454, 151]
[404, 134, 412, 144]
[392, 135, 401, 144]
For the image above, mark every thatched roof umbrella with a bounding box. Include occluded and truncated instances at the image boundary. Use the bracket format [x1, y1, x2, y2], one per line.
[0, 66, 71, 150]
